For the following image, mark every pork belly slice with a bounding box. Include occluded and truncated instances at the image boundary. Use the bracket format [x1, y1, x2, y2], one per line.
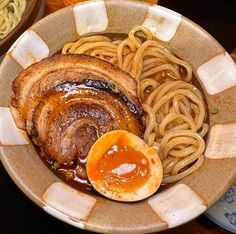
[11, 54, 141, 132]
[31, 81, 143, 163]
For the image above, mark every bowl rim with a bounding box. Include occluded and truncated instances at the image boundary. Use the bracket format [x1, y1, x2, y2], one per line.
[1, 0, 236, 233]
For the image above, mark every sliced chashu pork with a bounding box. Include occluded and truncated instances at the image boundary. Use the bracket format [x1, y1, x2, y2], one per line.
[11, 54, 143, 163]
[12, 54, 141, 131]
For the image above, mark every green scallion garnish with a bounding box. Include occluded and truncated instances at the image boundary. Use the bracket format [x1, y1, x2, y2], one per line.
[211, 108, 219, 115]
[110, 126, 119, 131]
[52, 161, 61, 170]
[110, 83, 118, 92]
[139, 171, 146, 178]
[7, 5, 14, 13]
[65, 170, 74, 180]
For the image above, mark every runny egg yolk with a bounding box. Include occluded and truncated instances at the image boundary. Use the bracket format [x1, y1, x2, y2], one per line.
[86, 130, 163, 202]
[89, 141, 150, 193]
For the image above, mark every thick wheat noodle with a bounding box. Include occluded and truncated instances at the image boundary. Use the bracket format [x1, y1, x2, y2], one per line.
[62, 26, 209, 184]
[117, 38, 136, 68]
[149, 47, 192, 82]
[143, 60, 169, 72]
[110, 57, 117, 63]
[90, 50, 116, 58]
[128, 25, 153, 47]
[140, 78, 158, 89]
[141, 64, 180, 80]
[148, 81, 203, 106]
[62, 36, 111, 54]
[162, 130, 204, 150]
[130, 41, 192, 81]
[0, 0, 26, 39]
[146, 81, 178, 105]
[179, 101, 192, 118]
[163, 157, 180, 174]
[0, 0, 9, 8]
[158, 113, 196, 136]
[147, 132, 156, 147]
[160, 130, 205, 159]
[164, 137, 199, 158]
[198, 123, 209, 137]
[169, 123, 192, 131]
[62, 43, 74, 54]
[160, 129, 205, 180]
[143, 57, 166, 66]
[74, 42, 117, 54]
[97, 46, 118, 53]
[123, 52, 134, 72]
[140, 78, 158, 100]
[172, 153, 203, 175]
[142, 103, 156, 142]
[143, 80, 208, 183]
[162, 154, 204, 184]
[169, 145, 197, 158]
[143, 50, 170, 61]
[152, 90, 205, 128]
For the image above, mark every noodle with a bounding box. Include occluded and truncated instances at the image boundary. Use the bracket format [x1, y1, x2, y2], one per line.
[62, 26, 209, 184]
[0, 0, 26, 39]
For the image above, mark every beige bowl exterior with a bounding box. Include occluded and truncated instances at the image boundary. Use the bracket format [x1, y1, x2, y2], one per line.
[1, 0, 236, 233]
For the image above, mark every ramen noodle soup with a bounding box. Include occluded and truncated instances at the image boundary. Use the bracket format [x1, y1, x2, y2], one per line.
[0, 0, 27, 39]
[11, 26, 209, 201]
[62, 26, 209, 185]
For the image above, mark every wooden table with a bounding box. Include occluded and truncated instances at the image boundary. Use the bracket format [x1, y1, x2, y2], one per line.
[0, 1, 235, 234]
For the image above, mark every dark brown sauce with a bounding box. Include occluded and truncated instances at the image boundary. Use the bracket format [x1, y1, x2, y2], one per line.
[46, 158, 94, 193]
[36, 147, 95, 193]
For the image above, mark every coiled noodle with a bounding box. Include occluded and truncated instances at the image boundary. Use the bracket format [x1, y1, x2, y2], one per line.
[62, 26, 209, 183]
[0, 0, 26, 39]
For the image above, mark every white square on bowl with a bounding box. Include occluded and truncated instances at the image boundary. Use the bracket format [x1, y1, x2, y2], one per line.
[142, 5, 181, 42]
[148, 183, 207, 227]
[197, 52, 236, 95]
[73, 0, 108, 35]
[9, 30, 49, 69]
[0, 107, 29, 145]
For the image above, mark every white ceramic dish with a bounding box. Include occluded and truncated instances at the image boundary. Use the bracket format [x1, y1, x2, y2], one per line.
[206, 182, 236, 233]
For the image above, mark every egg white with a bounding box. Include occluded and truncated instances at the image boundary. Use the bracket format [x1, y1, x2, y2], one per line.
[86, 130, 163, 202]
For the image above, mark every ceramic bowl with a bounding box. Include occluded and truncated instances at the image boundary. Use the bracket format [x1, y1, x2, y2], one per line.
[0, 0, 45, 56]
[1, 0, 236, 233]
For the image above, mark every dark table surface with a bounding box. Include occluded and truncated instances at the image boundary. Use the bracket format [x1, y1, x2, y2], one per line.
[1, 0, 236, 234]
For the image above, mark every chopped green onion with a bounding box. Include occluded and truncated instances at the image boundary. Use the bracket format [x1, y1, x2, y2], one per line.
[139, 171, 146, 178]
[52, 161, 61, 170]
[110, 83, 116, 89]
[211, 108, 219, 115]
[76, 166, 87, 178]
[110, 83, 118, 92]
[30, 129, 38, 137]
[65, 170, 74, 180]
[7, 5, 14, 13]
[110, 126, 119, 131]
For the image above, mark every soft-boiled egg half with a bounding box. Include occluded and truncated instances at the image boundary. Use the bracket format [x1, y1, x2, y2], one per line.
[86, 130, 163, 202]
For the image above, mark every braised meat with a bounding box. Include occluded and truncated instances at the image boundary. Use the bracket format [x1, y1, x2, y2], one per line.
[11, 54, 143, 163]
